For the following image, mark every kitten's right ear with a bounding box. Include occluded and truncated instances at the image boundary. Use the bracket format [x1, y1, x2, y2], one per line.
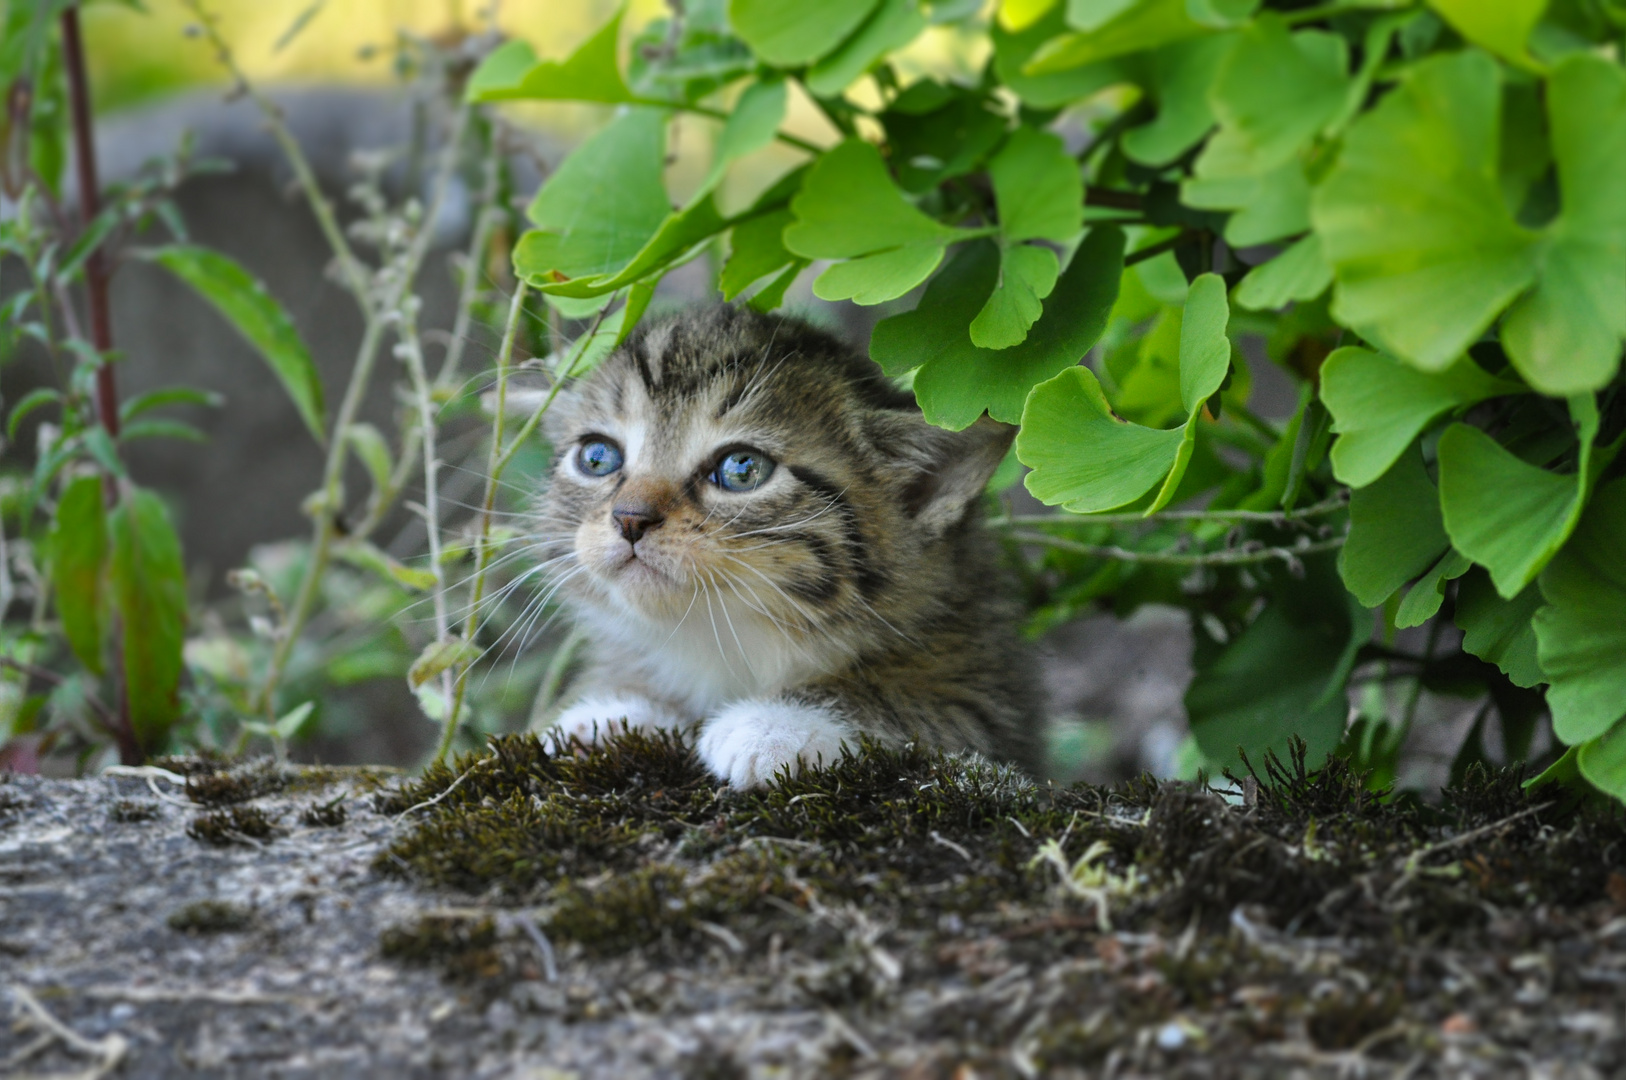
[869, 413, 1015, 537]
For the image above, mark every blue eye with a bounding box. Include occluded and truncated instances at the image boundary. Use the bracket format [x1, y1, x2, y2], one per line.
[712, 449, 774, 492]
[576, 439, 623, 477]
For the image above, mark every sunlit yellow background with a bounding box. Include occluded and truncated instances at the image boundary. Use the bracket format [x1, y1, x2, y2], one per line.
[83, 0, 635, 111]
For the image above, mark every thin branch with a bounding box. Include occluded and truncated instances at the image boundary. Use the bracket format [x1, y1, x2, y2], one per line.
[253, 91, 472, 721]
[989, 495, 1349, 530]
[1004, 531, 1345, 569]
[181, 0, 373, 310]
[437, 285, 527, 763]
[0, 656, 121, 747]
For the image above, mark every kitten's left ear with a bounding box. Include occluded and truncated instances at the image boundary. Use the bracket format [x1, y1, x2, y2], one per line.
[875, 413, 1015, 537]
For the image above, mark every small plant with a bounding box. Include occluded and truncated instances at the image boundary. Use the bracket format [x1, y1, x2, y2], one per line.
[167, 898, 253, 934]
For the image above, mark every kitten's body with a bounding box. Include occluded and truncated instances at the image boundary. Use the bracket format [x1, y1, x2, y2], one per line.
[538, 306, 1041, 786]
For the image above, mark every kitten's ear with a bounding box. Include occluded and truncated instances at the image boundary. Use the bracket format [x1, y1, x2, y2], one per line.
[874, 413, 1015, 537]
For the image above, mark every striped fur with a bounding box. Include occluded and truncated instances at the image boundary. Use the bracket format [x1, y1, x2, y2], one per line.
[536, 306, 1043, 784]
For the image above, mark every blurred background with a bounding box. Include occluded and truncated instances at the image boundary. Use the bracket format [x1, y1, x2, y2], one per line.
[0, 0, 1485, 785]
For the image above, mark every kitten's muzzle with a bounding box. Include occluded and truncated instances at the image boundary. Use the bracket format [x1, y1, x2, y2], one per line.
[611, 501, 665, 544]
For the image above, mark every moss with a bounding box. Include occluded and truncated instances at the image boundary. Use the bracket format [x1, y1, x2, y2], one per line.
[184, 759, 289, 806]
[168, 900, 254, 934]
[109, 799, 161, 823]
[375, 729, 1626, 991]
[187, 805, 279, 845]
[150, 749, 232, 777]
[0, 788, 27, 824]
[379, 914, 504, 981]
[300, 794, 348, 828]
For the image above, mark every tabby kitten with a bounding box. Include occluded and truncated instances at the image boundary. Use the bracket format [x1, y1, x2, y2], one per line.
[538, 306, 1042, 787]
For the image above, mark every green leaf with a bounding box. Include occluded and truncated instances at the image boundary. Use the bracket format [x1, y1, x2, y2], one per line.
[1018, 366, 1186, 511]
[336, 539, 437, 592]
[144, 246, 325, 443]
[409, 637, 481, 689]
[516, 109, 670, 285]
[345, 423, 393, 499]
[993, 5, 1132, 108]
[1068, 0, 1138, 29]
[1533, 477, 1626, 744]
[1185, 0, 1259, 26]
[272, 700, 316, 741]
[698, 77, 787, 194]
[1426, 0, 1545, 70]
[119, 386, 223, 423]
[1028, 0, 1208, 72]
[988, 127, 1083, 243]
[80, 428, 127, 480]
[1499, 54, 1626, 396]
[109, 488, 187, 751]
[874, 227, 1124, 428]
[1186, 555, 1362, 769]
[747, 259, 808, 312]
[1438, 396, 1605, 598]
[1395, 548, 1470, 629]
[1320, 347, 1519, 488]
[1177, 272, 1228, 414]
[784, 139, 972, 258]
[50, 475, 107, 676]
[812, 244, 947, 305]
[1456, 570, 1545, 689]
[1001, 0, 1060, 31]
[1337, 444, 1448, 609]
[1524, 744, 1580, 792]
[120, 420, 207, 444]
[1120, 35, 1232, 166]
[1310, 51, 1540, 372]
[728, 0, 881, 66]
[1233, 234, 1331, 311]
[465, 11, 634, 104]
[1578, 721, 1626, 803]
[541, 191, 727, 298]
[969, 244, 1059, 349]
[786, 139, 977, 305]
[1016, 256, 1220, 511]
[720, 210, 794, 300]
[805, 0, 927, 96]
[7, 387, 61, 439]
[1198, 20, 1347, 177]
[1184, 156, 1311, 246]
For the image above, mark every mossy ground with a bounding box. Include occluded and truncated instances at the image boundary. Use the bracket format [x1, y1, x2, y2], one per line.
[8, 740, 1625, 1077]
[367, 731, 1626, 1074]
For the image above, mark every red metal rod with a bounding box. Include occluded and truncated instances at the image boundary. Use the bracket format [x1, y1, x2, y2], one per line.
[59, 5, 120, 440]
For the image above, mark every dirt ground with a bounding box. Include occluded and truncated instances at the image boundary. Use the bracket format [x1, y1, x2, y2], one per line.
[2, 736, 1624, 1079]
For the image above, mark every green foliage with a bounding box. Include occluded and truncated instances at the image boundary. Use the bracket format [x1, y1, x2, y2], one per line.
[109, 489, 188, 749]
[142, 245, 326, 442]
[469, 0, 1626, 801]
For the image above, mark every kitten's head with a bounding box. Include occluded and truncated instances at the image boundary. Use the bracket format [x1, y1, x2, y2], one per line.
[537, 306, 1013, 642]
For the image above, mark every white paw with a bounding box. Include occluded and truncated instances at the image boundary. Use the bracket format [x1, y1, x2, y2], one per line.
[696, 699, 854, 789]
[548, 695, 685, 745]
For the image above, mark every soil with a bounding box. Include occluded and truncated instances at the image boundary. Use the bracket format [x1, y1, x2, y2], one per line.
[2, 736, 1624, 1079]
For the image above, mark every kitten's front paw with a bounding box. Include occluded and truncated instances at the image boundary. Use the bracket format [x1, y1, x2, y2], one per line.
[696, 699, 854, 788]
[549, 695, 685, 746]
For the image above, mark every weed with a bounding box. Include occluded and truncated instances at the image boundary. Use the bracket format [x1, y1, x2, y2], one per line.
[379, 915, 503, 981]
[109, 799, 160, 823]
[168, 900, 254, 934]
[187, 805, 279, 845]
[300, 794, 348, 828]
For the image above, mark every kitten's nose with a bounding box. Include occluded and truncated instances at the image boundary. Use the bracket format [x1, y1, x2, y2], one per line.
[612, 502, 665, 544]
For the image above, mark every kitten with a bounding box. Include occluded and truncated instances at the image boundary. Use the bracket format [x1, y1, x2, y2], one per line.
[537, 305, 1042, 787]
